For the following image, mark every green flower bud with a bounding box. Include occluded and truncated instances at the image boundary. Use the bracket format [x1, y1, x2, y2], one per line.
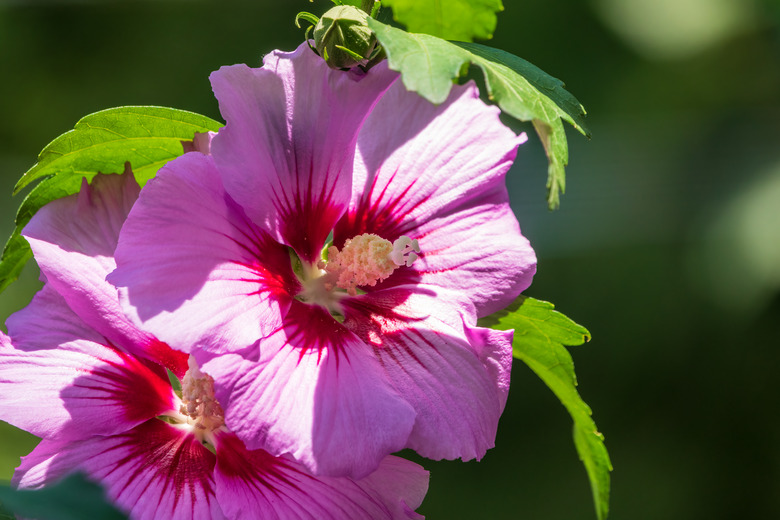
[313, 5, 377, 70]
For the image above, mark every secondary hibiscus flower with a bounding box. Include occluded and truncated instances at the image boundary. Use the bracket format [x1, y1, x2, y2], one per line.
[0, 172, 428, 519]
[109, 43, 537, 479]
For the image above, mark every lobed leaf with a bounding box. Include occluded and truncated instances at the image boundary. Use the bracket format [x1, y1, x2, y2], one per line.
[14, 106, 222, 194]
[382, 0, 504, 42]
[367, 18, 589, 209]
[479, 296, 611, 520]
[0, 106, 222, 295]
[0, 472, 127, 520]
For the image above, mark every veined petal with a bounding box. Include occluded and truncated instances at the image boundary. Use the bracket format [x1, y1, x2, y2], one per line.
[214, 431, 428, 520]
[21, 170, 187, 375]
[198, 301, 415, 479]
[110, 152, 297, 354]
[14, 420, 224, 520]
[342, 286, 511, 462]
[0, 287, 176, 441]
[336, 80, 535, 316]
[210, 43, 397, 263]
[379, 197, 536, 318]
[464, 324, 514, 414]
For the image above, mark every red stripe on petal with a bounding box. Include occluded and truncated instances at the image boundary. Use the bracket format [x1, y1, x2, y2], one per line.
[341, 289, 422, 351]
[215, 431, 302, 494]
[17, 420, 223, 519]
[70, 345, 176, 424]
[222, 197, 302, 301]
[214, 431, 429, 520]
[283, 300, 356, 364]
[143, 338, 190, 378]
[279, 174, 346, 264]
[96, 421, 219, 519]
[335, 168, 432, 248]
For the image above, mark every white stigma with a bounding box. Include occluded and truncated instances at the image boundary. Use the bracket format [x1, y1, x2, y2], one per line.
[389, 235, 421, 267]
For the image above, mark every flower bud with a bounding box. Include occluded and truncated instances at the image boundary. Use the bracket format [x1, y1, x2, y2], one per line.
[313, 5, 377, 70]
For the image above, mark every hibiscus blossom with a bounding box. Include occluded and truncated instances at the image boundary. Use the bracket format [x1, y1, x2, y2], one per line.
[0, 172, 429, 519]
[109, 43, 537, 479]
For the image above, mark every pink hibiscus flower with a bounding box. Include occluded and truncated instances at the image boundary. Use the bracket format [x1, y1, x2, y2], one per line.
[109, 43, 537, 479]
[0, 172, 428, 519]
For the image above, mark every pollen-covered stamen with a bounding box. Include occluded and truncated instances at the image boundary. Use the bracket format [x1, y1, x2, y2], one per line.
[323, 234, 420, 296]
[179, 356, 225, 440]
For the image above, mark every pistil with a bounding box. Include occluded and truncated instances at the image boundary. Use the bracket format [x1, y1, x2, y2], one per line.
[293, 233, 421, 311]
[178, 356, 225, 443]
[323, 234, 421, 295]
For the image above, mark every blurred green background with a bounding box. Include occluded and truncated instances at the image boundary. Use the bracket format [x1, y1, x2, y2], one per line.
[1, 0, 779, 518]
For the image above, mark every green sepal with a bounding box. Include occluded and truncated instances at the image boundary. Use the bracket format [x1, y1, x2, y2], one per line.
[313, 5, 378, 69]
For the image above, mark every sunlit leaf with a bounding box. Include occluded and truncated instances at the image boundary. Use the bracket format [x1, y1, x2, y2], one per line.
[0, 472, 127, 520]
[479, 296, 611, 520]
[331, 0, 362, 7]
[14, 106, 222, 194]
[0, 234, 32, 294]
[367, 18, 589, 209]
[382, 0, 504, 42]
[0, 106, 222, 295]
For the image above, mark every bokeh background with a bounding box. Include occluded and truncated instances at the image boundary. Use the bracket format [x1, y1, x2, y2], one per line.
[1, 0, 779, 518]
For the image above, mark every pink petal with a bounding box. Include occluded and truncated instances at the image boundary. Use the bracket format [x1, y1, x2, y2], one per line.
[21, 170, 186, 374]
[464, 323, 514, 414]
[209, 43, 397, 263]
[181, 130, 215, 155]
[342, 286, 511, 462]
[14, 420, 224, 520]
[0, 286, 176, 441]
[110, 152, 297, 354]
[335, 80, 535, 316]
[198, 300, 415, 479]
[213, 431, 428, 520]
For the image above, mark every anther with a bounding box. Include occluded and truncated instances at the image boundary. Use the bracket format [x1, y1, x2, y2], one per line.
[324, 234, 420, 295]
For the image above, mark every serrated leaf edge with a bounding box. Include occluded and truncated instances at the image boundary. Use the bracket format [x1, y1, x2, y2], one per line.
[14, 106, 222, 194]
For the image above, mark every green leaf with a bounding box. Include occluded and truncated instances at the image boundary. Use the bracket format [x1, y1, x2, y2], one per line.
[533, 118, 569, 209]
[0, 106, 222, 295]
[382, 0, 504, 42]
[331, 0, 363, 7]
[0, 473, 127, 520]
[14, 106, 222, 194]
[479, 296, 611, 520]
[0, 233, 33, 294]
[367, 18, 589, 209]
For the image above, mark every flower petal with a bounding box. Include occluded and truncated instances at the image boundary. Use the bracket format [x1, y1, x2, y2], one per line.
[20, 170, 187, 374]
[210, 43, 397, 263]
[110, 152, 297, 354]
[464, 321, 514, 414]
[14, 420, 224, 520]
[198, 301, 415, 479]
[336, 80, 535, 316]
[0, 286, 175, 441]
[214, 431, 428, 520]
[342, 286, 512, 462]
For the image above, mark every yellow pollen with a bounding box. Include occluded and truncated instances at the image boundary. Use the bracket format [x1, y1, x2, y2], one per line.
[323, 233, 420, 296]
[179, 357, 225, 435]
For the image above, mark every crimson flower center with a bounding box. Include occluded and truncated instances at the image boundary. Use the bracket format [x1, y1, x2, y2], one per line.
[159, 356, 225, 447]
